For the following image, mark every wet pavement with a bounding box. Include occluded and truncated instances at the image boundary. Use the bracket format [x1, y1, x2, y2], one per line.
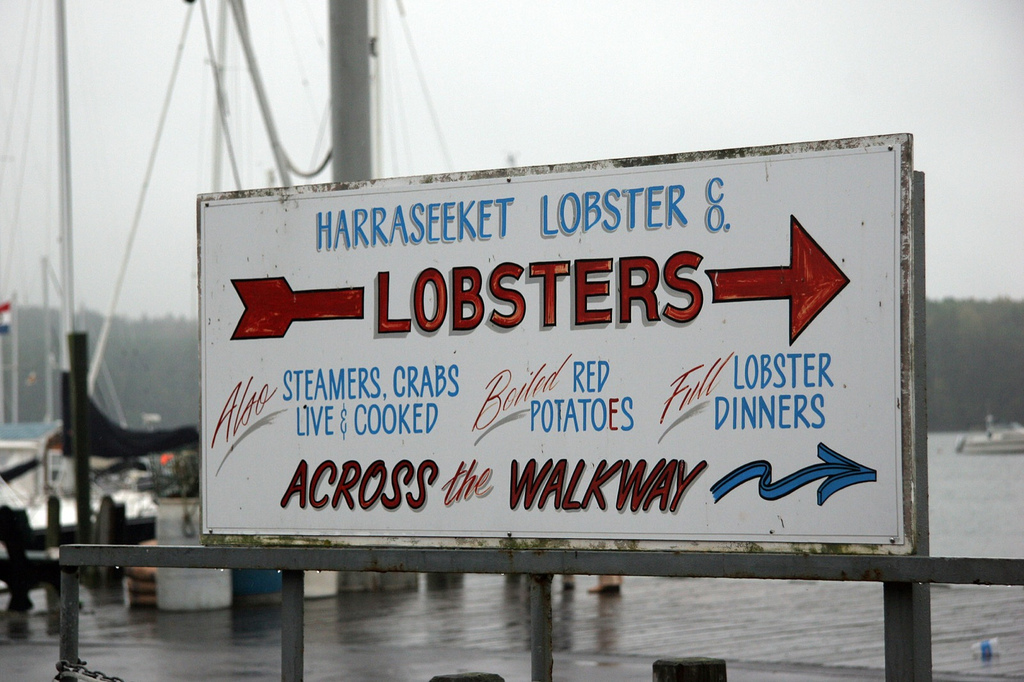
[3, 572, 1022, 681]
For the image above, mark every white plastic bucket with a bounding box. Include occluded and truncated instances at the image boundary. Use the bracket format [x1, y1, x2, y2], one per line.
[155, 498, 231, 611]
[304, 570, 339, 599]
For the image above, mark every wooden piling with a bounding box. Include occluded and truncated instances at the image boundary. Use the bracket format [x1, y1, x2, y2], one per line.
[653, 657, 727, 682]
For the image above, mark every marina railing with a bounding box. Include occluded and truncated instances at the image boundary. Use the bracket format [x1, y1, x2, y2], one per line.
[58, 544, 1024, 682]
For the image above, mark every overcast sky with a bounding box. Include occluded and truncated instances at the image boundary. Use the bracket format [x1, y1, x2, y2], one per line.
[1, 0, 1021, 320]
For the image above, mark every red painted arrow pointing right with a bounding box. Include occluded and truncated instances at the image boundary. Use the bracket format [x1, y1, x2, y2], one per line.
[230, 277, 364, 340]
[706, 216, 850, 344]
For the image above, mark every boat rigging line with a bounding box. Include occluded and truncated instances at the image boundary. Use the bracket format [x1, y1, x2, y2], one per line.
[225, 0, 292, 186]
[395, 0, 454, 172]
[96, 0, 336, 396]
[87, 4, 195, 397]
[224, 0, 332, 182]
[200, 0, 243, 191]
[0, 1, 46, 301]
[86, 0, 451, 396]
[378, 2, 414, 177]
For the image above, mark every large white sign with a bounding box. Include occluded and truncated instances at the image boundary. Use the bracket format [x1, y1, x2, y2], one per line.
[199, 134, 916, 552]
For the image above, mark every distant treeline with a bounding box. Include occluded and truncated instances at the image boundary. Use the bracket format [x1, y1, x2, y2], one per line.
[5, 307, 199, 430]
[1, 299, 1020, 432]
[926, 298, 1023, 431]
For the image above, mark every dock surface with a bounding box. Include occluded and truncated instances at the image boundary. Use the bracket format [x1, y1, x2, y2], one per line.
[3, 572, 1022, 681]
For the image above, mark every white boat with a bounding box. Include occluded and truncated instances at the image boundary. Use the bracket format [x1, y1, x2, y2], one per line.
[955, 416, 1024, 455]
[0, 417, 195, 544]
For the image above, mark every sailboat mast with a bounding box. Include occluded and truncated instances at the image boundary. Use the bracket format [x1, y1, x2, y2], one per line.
[43, 257, 53, 421]
[371, 0, 382, 179]
[11, 293, 17, 423]
[329, 0, 371, 183]
[55, 0, 92, 545]
[55, 0, 75, 355]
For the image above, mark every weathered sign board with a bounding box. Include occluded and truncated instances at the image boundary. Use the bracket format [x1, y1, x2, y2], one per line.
[199, 134, 919, 553]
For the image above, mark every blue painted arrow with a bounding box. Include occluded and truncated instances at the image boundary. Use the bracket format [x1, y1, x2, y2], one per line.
[710, 443, 876, 506]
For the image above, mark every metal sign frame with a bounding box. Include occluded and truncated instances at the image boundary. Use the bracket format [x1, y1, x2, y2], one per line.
[198, 134, 919, 554]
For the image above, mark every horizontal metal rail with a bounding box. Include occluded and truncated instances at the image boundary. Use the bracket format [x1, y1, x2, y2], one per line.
[60, 544, 1024, 585]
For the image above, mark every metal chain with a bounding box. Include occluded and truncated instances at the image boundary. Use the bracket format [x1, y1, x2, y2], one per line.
[54, 660, 126, 682]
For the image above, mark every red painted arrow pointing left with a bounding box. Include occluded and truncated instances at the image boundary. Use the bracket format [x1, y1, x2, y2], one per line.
[230, 277, 364, 340]
[706, 216, 849, 345]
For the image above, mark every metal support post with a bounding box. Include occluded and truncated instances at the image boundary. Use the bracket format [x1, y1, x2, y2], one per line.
[529, 574, 552, 682]
[910, 170, 932, 681]
[884, 581, 915, 681]
[912, 582, 932, 679]
[59, 566, 80, 665]
[281, 569, 305, 682]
